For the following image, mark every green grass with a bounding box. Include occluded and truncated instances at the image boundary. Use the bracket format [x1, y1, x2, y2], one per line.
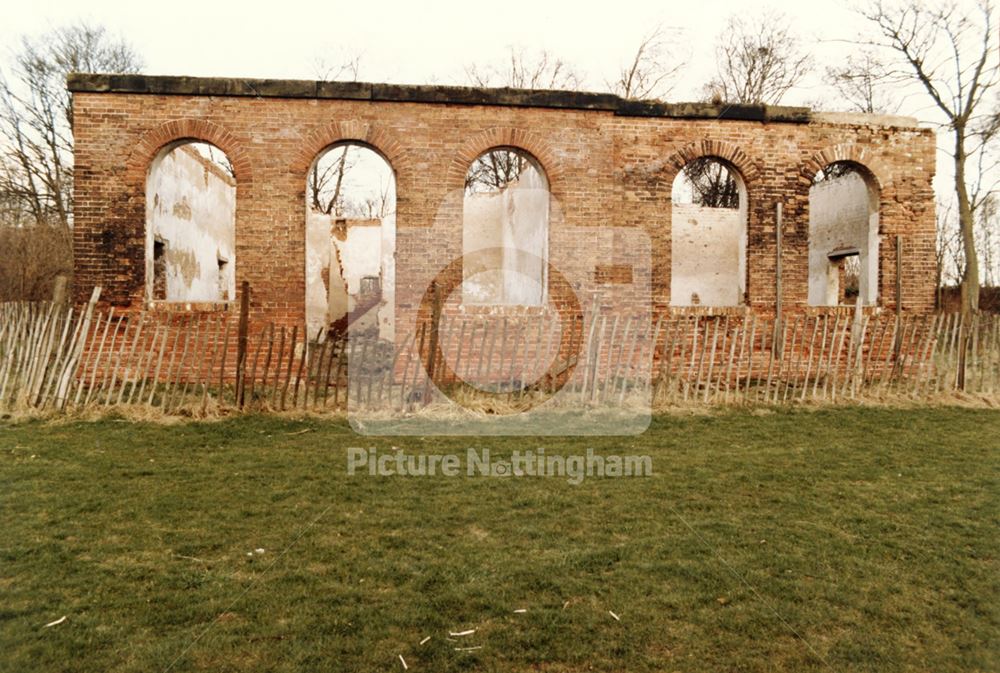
[1, 408, 998, 672]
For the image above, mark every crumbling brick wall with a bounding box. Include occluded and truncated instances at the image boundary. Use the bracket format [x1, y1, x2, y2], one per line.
[68, 74, 937, 329]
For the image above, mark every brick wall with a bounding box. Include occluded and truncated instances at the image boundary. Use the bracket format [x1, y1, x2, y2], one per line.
[69, 75, 937, 331]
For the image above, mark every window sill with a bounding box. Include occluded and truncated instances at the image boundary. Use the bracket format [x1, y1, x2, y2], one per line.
[667, 305, 750, 317]
[802, 304, 883, 316]
[454, 303, 552, 317]
[145, 300, 233, 313]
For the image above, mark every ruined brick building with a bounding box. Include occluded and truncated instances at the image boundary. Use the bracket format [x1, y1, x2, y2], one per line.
[68, 73, 937, 339]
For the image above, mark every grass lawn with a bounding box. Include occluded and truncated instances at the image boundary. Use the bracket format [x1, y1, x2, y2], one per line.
[1, 407, 998, 672]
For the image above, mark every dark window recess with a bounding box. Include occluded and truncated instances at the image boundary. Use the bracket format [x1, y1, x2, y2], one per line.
[359, 275, 381, 299]
[152, 239, 167, 301]
[838, 254, 861, 304]
[217, 256, 229, 301]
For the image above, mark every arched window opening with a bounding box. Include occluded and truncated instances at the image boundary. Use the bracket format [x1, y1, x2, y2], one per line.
[462, 147, 549, 306]
[670, 157, 747, 307]
[145, 141, 236, 302]
[305, 142, 396, 339]
[808, 161, 879, 306]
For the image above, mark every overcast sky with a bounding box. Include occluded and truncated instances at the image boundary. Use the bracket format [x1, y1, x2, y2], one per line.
[2, 0, 881, 108]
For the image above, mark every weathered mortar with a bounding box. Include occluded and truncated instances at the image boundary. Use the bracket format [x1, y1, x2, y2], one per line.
[67, 73, 937, 327]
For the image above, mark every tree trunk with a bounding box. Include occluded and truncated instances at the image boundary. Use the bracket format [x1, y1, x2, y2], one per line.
[954, 127, 979, 314]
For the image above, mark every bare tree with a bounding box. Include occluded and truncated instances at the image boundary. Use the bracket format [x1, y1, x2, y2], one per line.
[464, 149, 534, 194]
[359, 179, 395, 219]
[0, 154, 34, 227]
[309, 145, 357, 215]
[186, 142, 235, 180]
[825, 49, 900, 114]
[935, 197, 963, 297]
[462, 48, 574, 192]
[976, 191, 998, 286]
[0, 22, 142, 227]
[314, 51, 362, 83]
[703, 11, 813, 105]
[679, 158, 741, 208]
[858, 0, 999, 312]
[308, 53, 367, 216]
[609, 25, 685, 100]
[462, 49, 578, 193]
[0, 223, 73, 300]
[935, 189, 999, 300]
[465, 47, 581, 91]
[309, 143, 397, 219]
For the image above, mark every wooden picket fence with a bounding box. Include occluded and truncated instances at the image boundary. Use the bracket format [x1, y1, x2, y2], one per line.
[1, 291, 998, 416]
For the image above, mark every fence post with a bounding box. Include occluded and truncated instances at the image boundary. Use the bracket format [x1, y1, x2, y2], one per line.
[894, 235, 903, 359]
[958, 313, 968, 391]
[54, 286, 102, 408]
[423, 280, 442, 406]
[774, 202, 784, 359]
[235, 280, 250, 408]
[51, 275, 69, 306]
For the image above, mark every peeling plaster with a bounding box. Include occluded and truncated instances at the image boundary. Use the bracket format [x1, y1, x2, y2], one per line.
[306, 213, 396, 339]
[462, 166, 549, 306]
[670, 173, 748, 308]
[808, 172, 878, 306]
[145, 144, 236, 302]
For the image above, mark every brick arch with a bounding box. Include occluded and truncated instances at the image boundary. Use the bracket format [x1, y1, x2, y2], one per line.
[290, 120, 411, 179]
[801, 144, 889, 191]
[663, 139, 762, 187]
[125, 118, 252, 185]
[658, 139, 756, 310]
[119, 118, 250, 307]
[803, 144, 887, 309]
[446, 127, 564, 196]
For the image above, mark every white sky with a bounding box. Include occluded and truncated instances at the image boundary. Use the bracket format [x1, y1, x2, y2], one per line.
[2, 0, 877, 107]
